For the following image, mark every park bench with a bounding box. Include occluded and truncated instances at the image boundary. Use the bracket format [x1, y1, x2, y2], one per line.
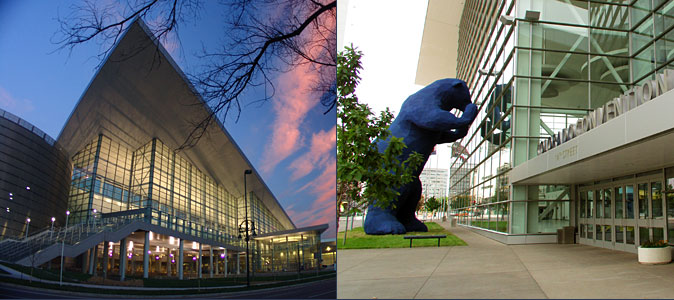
[403, 235, 447, 248]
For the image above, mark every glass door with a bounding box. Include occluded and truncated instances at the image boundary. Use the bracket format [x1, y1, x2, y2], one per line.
[635, 178, 666, 248]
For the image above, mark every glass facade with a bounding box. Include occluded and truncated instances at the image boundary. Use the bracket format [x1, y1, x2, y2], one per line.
[254, 232, 322, 273]
[449, 0, 674, 239]
[67, 134, 288, 247]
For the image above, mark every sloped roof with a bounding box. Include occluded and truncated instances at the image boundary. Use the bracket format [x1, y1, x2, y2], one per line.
[58, 19, 295, 230]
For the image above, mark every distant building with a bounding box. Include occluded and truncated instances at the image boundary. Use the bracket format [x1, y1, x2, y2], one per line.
[420, 168, 448, 200]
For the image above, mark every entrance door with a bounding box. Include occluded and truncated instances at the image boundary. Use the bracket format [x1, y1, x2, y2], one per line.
[578, 176, 665, 253]
[636, 179, 666, 246]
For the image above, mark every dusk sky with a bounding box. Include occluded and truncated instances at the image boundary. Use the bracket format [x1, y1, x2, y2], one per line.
[0, 1, 336, 238]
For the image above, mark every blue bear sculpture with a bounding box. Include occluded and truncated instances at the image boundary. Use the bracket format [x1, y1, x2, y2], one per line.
[363, 78, 478, 235]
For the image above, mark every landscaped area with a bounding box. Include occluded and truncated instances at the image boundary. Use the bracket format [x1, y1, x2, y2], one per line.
[337, 222, 467, 249]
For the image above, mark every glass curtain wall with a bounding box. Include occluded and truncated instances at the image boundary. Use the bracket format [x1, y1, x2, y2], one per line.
[254, 233, 321, 273]
[449, 0, 658, 235]
[67, 135, 288, 245]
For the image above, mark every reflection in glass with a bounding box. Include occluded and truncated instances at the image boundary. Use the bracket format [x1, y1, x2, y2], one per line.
[626, 185, 634, 219]
[580, 190, 586, 218]
[596, 224, 603, 241]
[605, 225, 612, 242]
[588, 190, 594, 218]
[639, 183, 649, 219]
[597, 190, 604, 218]
[652, 181, 663, 218]
[615, 187, 623, 219]
[604, 189, 612, 219]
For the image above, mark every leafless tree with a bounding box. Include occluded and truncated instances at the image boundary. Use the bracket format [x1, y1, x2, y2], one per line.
[54, 0, 336, 150]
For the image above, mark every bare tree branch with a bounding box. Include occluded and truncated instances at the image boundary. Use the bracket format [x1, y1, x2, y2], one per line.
[53, 0, 336, 151]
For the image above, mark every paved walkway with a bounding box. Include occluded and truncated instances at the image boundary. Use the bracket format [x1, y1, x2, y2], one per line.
[338, 222, 674, 299]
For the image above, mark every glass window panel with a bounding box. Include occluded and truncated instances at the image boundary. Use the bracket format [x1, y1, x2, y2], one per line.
[605, 225, 612, 242]
[652, 181, 663, 218]
[587, 222, 594, 239]
[596, 224, 603, 241]
[639, 183, 649, 219]
[626, 185, 635, 219]
[626, 226, 635, 244]
[604, 188, 612, 219]
[580, 191, 586, 218]
[616, 225, 624, 243]
[580, 224, 586, 238]
[588, 190, 594, 218]
[615, 186, 623, 219]
[596, 190, 603, 218]
[653, 227, 664, 242]
[640, 226, 650, 244]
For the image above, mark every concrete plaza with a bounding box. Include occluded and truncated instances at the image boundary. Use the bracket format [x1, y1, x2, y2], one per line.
[338, 223, 674, 299]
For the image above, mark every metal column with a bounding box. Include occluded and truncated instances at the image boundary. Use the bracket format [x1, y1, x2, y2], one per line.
[143, 231, 150, 278]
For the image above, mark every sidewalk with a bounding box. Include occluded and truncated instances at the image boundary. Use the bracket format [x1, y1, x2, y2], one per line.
[338, 222, 674, 299]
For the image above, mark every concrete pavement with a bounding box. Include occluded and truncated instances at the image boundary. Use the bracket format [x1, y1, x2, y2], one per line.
[338, 223, 674, 299]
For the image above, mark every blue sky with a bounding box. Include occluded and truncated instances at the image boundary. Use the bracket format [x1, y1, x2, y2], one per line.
[0, 1, 336, 238]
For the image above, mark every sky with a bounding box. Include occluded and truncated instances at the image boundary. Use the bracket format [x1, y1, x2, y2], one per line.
[0, 1, 336, 239]
[338, 0, 453, 174]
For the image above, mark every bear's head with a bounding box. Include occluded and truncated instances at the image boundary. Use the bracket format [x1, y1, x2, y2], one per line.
[433, 78, 472, 112]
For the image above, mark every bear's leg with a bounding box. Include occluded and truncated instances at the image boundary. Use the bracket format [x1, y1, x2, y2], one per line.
[397, 178, 428, 232]
[363, 204, 406, 235]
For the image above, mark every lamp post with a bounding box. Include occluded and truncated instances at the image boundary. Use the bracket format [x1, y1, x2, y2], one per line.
[60, 210, 70, 286]
[238, 169, 255, 287]
[50, 217, 55, 240]
[25, 218, 30, 239]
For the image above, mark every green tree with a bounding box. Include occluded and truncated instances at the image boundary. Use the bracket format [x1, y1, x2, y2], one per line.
[424, 196, 441, 221]
[337, 45, 423, 243]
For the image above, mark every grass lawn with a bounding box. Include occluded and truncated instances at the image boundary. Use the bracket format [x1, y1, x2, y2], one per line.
[337, 222, 467, 249]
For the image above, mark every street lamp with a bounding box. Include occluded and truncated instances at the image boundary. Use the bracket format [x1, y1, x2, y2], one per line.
[50, 217, 55, 241]
[60, 210, 70, 286]
[25, 218, 30, 239]
[238, 169, 255, 287]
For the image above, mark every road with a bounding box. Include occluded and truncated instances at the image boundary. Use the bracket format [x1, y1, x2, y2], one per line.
[0, 277, 336, 299]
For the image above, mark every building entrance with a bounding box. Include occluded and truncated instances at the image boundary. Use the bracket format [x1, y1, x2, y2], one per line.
[578, 174, 666, 253]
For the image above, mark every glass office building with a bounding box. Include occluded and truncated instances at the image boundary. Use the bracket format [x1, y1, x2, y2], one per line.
[0, 19, 327, 280]
[448, 0, 674, 251]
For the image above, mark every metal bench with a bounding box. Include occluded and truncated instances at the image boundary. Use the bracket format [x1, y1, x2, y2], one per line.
[403, 235, 447, 248]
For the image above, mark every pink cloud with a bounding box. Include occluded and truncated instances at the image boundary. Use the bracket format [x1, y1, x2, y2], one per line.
[288, 126, 336, 180]
[259, 48, 323, 174]
[287, 160, 336, 238]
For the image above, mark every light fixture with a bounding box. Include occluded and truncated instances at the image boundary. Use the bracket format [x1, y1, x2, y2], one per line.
[156, 246, 160, 252]
[192, 257, 197, 261]
[499, 15, 515, 25]
[25, 186, 30, 190]
[220, 253, 225, 258]
[169, 236, 175, 245]
[8, 193, 12, 196]
[192, 242, 197, 250]
[51, 217, 55, 222]
[149, 231, 153, 241]
[525, 10, 540, 21]
[148, 250, 151, 254]
[26, 218, 30, 223]
[129, 241, 134, 250]
[326, 246, 331, 252]
[5, 208, 9, 213]
[66, 210, 70, 216]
